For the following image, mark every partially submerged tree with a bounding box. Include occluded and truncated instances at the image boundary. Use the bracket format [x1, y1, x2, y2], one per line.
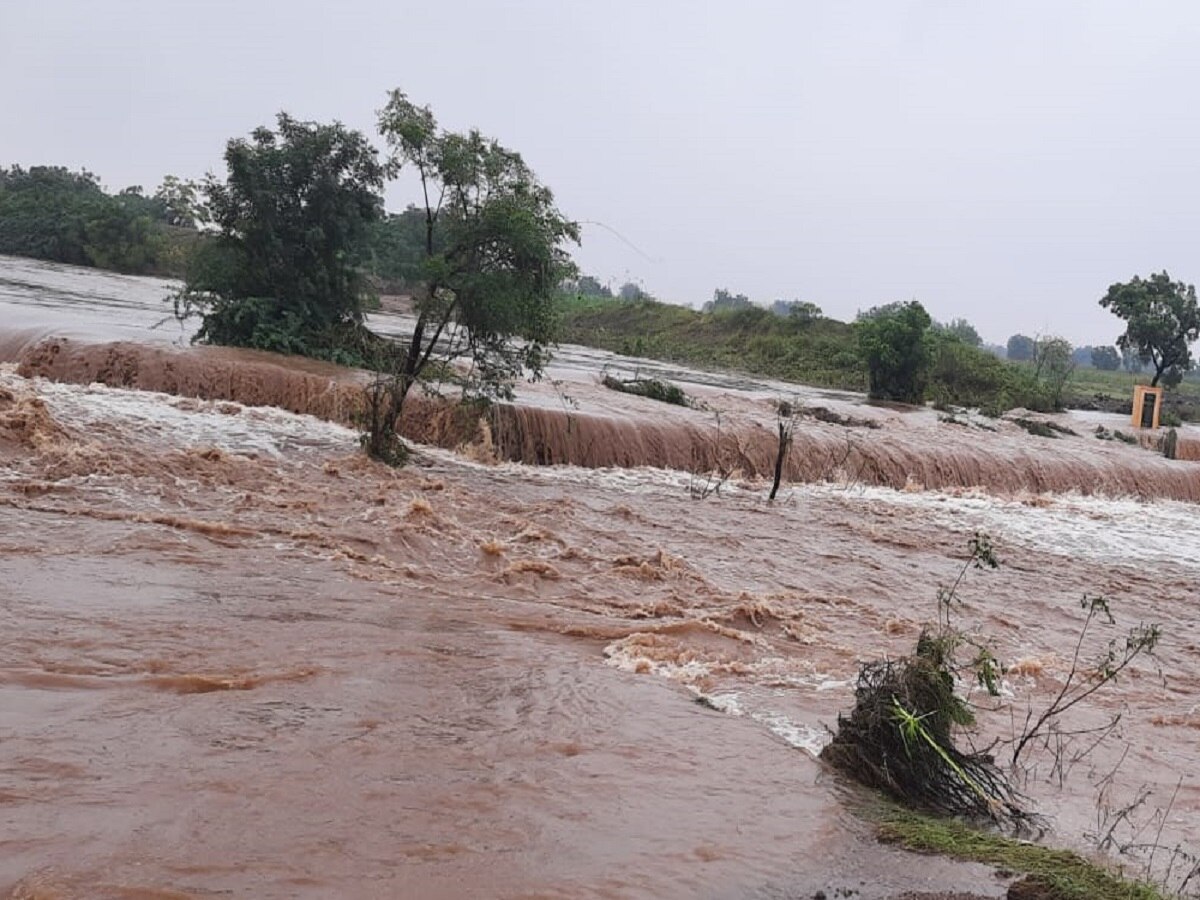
[373, 89, 579, 433]
[174, 114, 387, 364]
[855, 301, 933, 404]
[1100, 272, 1200, 387]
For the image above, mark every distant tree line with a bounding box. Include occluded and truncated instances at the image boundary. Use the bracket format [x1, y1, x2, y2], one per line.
[0, 166, 205, 275]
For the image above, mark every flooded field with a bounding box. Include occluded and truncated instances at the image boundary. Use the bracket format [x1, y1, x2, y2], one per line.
[2, 256, 1199, 898]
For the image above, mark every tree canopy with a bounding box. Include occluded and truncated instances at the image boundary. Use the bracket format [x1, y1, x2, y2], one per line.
[855, 301, 933, 403]
[1099, 272, 1200, 387]
[0, 165, 181, 273]
[375, 88, 579, 405]
[935, 317, 982, 347]
[1006, 334, 1035, 361]
[174, 114, 387, 363]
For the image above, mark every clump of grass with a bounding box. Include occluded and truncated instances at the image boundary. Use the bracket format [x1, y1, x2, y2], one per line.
[868, 804, 1166, 900]
[1161, 409, 1183, 428]
[601, 374, 690, 407]
[1012, 417, 1077, 438]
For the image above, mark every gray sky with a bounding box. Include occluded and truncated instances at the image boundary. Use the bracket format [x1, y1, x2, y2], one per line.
[5, 0, 1200, 346]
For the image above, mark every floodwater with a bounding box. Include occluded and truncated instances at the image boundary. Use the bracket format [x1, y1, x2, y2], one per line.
[2, 256, 1199, 899]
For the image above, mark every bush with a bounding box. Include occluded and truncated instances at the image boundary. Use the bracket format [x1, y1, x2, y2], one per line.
[855, 301, 933, 403]
[928, 335, 1052, 412]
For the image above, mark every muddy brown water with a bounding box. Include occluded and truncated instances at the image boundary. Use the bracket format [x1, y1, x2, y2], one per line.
[1, 256, 1199, 898]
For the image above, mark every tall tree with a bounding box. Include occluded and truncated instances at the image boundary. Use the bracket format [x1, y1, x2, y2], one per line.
[1099, 272, 1200, 387]
[374, 88, 579, 417]
[174, 115, 386, 362]
[1006, 333, 1035, 361]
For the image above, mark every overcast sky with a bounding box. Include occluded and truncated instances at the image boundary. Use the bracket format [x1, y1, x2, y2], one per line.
[5, 0, 1200, 345]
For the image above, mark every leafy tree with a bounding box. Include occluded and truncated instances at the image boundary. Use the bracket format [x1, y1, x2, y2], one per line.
[936, 317, 982, 347]
[855, 301, 933, 403]
[354, 205, 432, 289]
[0, 165, 105, 266]
[82, 190, 163, 272]
[374, 88, 578, 424]
[1090, 345, 1121, 371]
[0, 166, 167, 273]
[153, 176, 206, 228]
[576, 275, 612, 299]
[1099, 272, 1200, 387]
[174, 114, 386, 362]
[1006, 333, 1035, 361]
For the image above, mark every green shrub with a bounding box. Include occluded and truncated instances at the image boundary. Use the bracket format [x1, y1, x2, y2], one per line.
[855, 301, 933, 403]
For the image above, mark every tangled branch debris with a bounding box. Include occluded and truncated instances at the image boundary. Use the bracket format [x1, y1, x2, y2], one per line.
[822, 632, 1031, 825]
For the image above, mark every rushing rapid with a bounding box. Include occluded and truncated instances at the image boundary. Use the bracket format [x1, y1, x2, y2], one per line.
[2, 256, 1199, 899]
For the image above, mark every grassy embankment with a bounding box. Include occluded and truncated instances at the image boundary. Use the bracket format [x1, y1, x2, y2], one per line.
[1065, 366, 1200, 422]
[869, 803, 1168, 900]
[558, 294, 1200, 419]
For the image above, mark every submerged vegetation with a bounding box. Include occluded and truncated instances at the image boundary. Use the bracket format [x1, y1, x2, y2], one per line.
[1012, 417, 1079, 439]
[824, 533, 1168, 900]
[600, 374, 691, 406]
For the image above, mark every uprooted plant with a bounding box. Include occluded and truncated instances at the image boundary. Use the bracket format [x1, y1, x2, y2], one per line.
[600, 372, 691, 407]
[824, 530, 1163, 839]
[822, 532, 1029, 825]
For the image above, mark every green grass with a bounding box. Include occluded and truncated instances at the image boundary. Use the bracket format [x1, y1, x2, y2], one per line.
[558, 297, 866, 391]
[557, 296, 1053, 412]
[870, 804, 1167, 900]
[1061, 367, 1200, 422]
